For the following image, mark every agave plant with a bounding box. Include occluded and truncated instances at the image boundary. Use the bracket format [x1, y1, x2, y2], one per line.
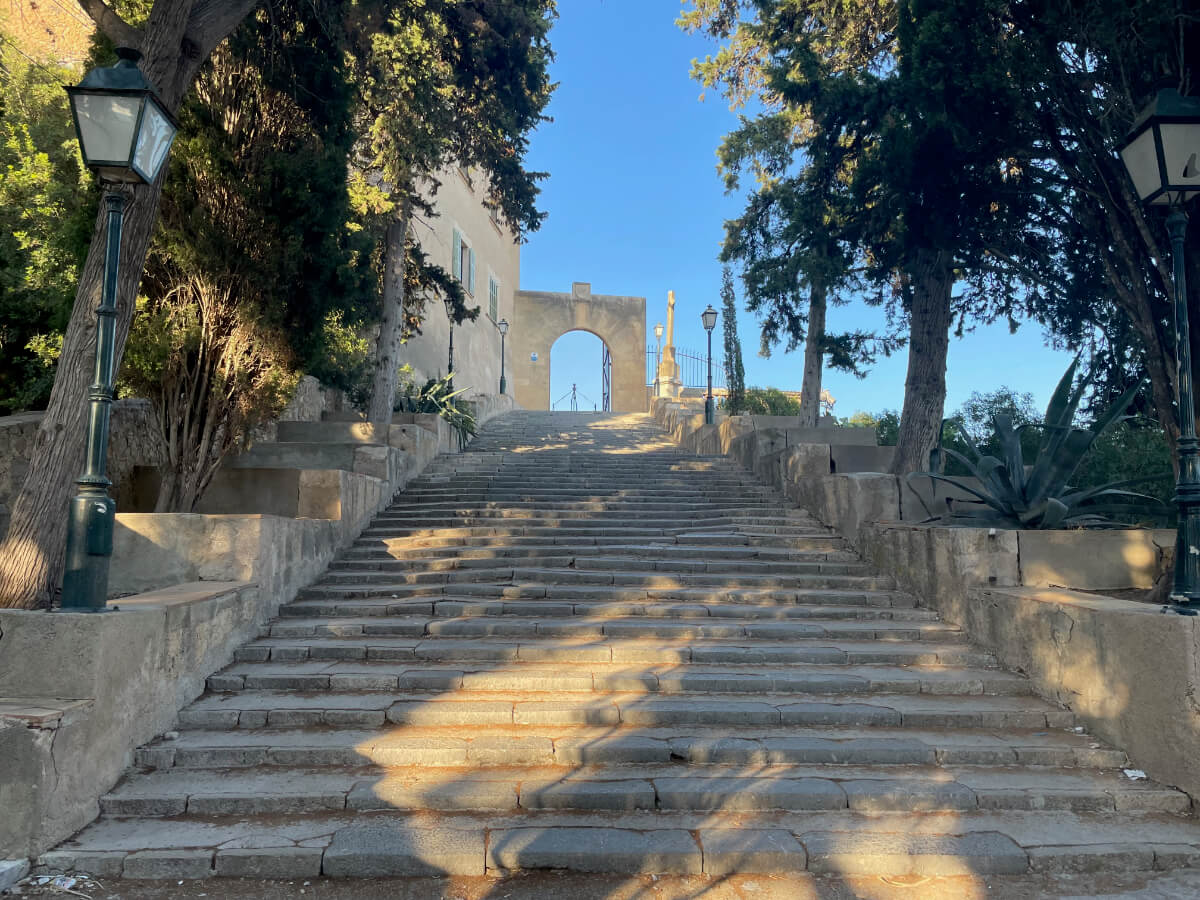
[396, 373, 478, 450]
[910, 360, 1167, 529]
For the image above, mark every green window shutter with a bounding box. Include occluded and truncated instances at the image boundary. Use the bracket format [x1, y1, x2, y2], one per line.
[452, 229, 462, 281]
[468, 247, 476, 296]
[489, 277, 499, 320]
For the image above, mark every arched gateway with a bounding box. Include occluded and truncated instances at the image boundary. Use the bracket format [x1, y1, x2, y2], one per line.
[510, 282, 647, 412]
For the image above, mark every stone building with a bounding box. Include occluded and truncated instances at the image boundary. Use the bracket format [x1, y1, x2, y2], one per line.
[400, 169, 520, 401]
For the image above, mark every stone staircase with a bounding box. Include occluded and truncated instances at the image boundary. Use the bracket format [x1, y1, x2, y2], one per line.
[41, 411, 1200, 882]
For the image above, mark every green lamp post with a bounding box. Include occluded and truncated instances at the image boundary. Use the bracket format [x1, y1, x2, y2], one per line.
[1118, 86, 1200, 608]
[63, 48, 178, 610]
[701, 305, 718, 425]
[498, 318, 509, 395]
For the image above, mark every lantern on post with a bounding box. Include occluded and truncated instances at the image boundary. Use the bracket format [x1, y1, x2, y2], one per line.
[60, 48, 178, 611]
[498, 318, 510, 395]
[701, 305, 719, 425]
[1118, 86, 1200, 608]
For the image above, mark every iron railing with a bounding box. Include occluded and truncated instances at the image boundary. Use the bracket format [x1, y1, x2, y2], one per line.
[647, 345, 728, 391]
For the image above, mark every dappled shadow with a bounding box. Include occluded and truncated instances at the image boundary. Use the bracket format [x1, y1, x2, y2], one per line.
[46, 411, 1200, 894]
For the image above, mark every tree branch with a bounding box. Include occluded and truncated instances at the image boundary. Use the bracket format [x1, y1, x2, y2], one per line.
[186, 0, 262, 55]
[75, 0, 141, 49]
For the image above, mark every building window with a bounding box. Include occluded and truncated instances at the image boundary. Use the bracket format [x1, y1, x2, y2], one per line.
[488, 275, 499, 321]
[452, 227, 475, 296]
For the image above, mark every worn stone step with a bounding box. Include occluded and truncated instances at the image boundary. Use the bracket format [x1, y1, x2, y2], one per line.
[252, 615, 960, 643]
[40, 809, 1200, 879]
[369, 513, 815, 528]
[289, 585, 918, 611]
[305, 570, 897, 593]
[336, 542, 860, 563]
[135, 723, 1124, 771]
[224, 635, 981, 667]
[354, 532, 849, 551]
[389, 495, 797, 507]
[98, 764, 1188, 817]
[267, 601, 938, 629]
[327, 555, 870, 577]
[380, 499, 804, 511]
[176, 690, 1069, 731]
[211, 658, 1020, 696]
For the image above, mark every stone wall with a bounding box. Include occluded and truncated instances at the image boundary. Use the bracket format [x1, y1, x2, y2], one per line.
[653, 396, 1200, 800]
[0, 401, 165, 535]
[0, 583, 260, 857]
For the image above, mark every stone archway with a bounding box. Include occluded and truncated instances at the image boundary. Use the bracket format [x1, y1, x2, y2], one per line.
[510, 282, 647, 412]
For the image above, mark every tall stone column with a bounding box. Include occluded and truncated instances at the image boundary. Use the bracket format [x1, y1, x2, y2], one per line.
[657, 290, 683, 398]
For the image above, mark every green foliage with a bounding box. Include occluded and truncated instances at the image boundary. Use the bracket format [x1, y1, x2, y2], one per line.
[844, 410, 900, 446]
[939, 388, 1041, 476]
[1075, 422, 1175, 512]
[0, 39, 94, 413]
[740, 387, 802, 416]
[347, 0, 557, 329]
[914, 361, 1167, 529]
[121, 278, 299, 512]
[720, 267, 746, 413]
[122, 0, 376, 510]
[396, 373, 477, 450]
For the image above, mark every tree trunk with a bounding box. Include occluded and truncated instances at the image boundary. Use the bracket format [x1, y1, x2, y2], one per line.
[0, 0, 260, 608]
[367, 200, 412, 426]
[0, 183, 161, 608]
[890, 248, 954, 476]
[797, 278, 827, 429]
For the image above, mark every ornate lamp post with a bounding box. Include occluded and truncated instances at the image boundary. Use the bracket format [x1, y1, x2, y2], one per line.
[62, 48, 177, 611]
[1118, 86, 1200, 607]
[444, 298, 455, 386]
[701, 305, 718, 425]
[653, 321, 664, 397]
[498, 318, 509, 395]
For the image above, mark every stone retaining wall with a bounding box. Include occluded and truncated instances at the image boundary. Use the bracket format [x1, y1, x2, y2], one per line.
[0, 400, 165, 534]
[653, 396, 1200, 800]
[0, 583, 259, 857]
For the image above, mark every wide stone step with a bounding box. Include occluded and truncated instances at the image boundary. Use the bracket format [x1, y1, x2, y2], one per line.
[42, 809, 1200, 879]
[206, 636, 988, 667]
[269, 600, 937, 628]
[330, 552, 868, 575]
[306, 569, 894, 591]
[98, 764, 1188, 818]
[354, 532, 849, 551]
[251, 615, 958, 643]
[135, 723, 1124, 771]
[336, 542, 862, 564]
[362, 525, 835, 540]
[375, 506, 808, 520]
[176, 690, 1065, 730]
[211, 658, 1017, 696]
[287, 586, 920, 612]
[397, 490, 782, 502]
[359, 525, 756, 540]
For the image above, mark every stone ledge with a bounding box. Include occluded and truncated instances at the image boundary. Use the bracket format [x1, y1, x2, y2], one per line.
[967, 586, 1200, 805]
[0, 582, 258, 860]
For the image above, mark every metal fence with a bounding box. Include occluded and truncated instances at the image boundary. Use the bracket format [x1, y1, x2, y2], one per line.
[646, 345, 728, 391]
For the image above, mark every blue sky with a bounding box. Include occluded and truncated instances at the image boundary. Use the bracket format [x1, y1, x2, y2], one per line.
[523, 0, 1076, 417]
